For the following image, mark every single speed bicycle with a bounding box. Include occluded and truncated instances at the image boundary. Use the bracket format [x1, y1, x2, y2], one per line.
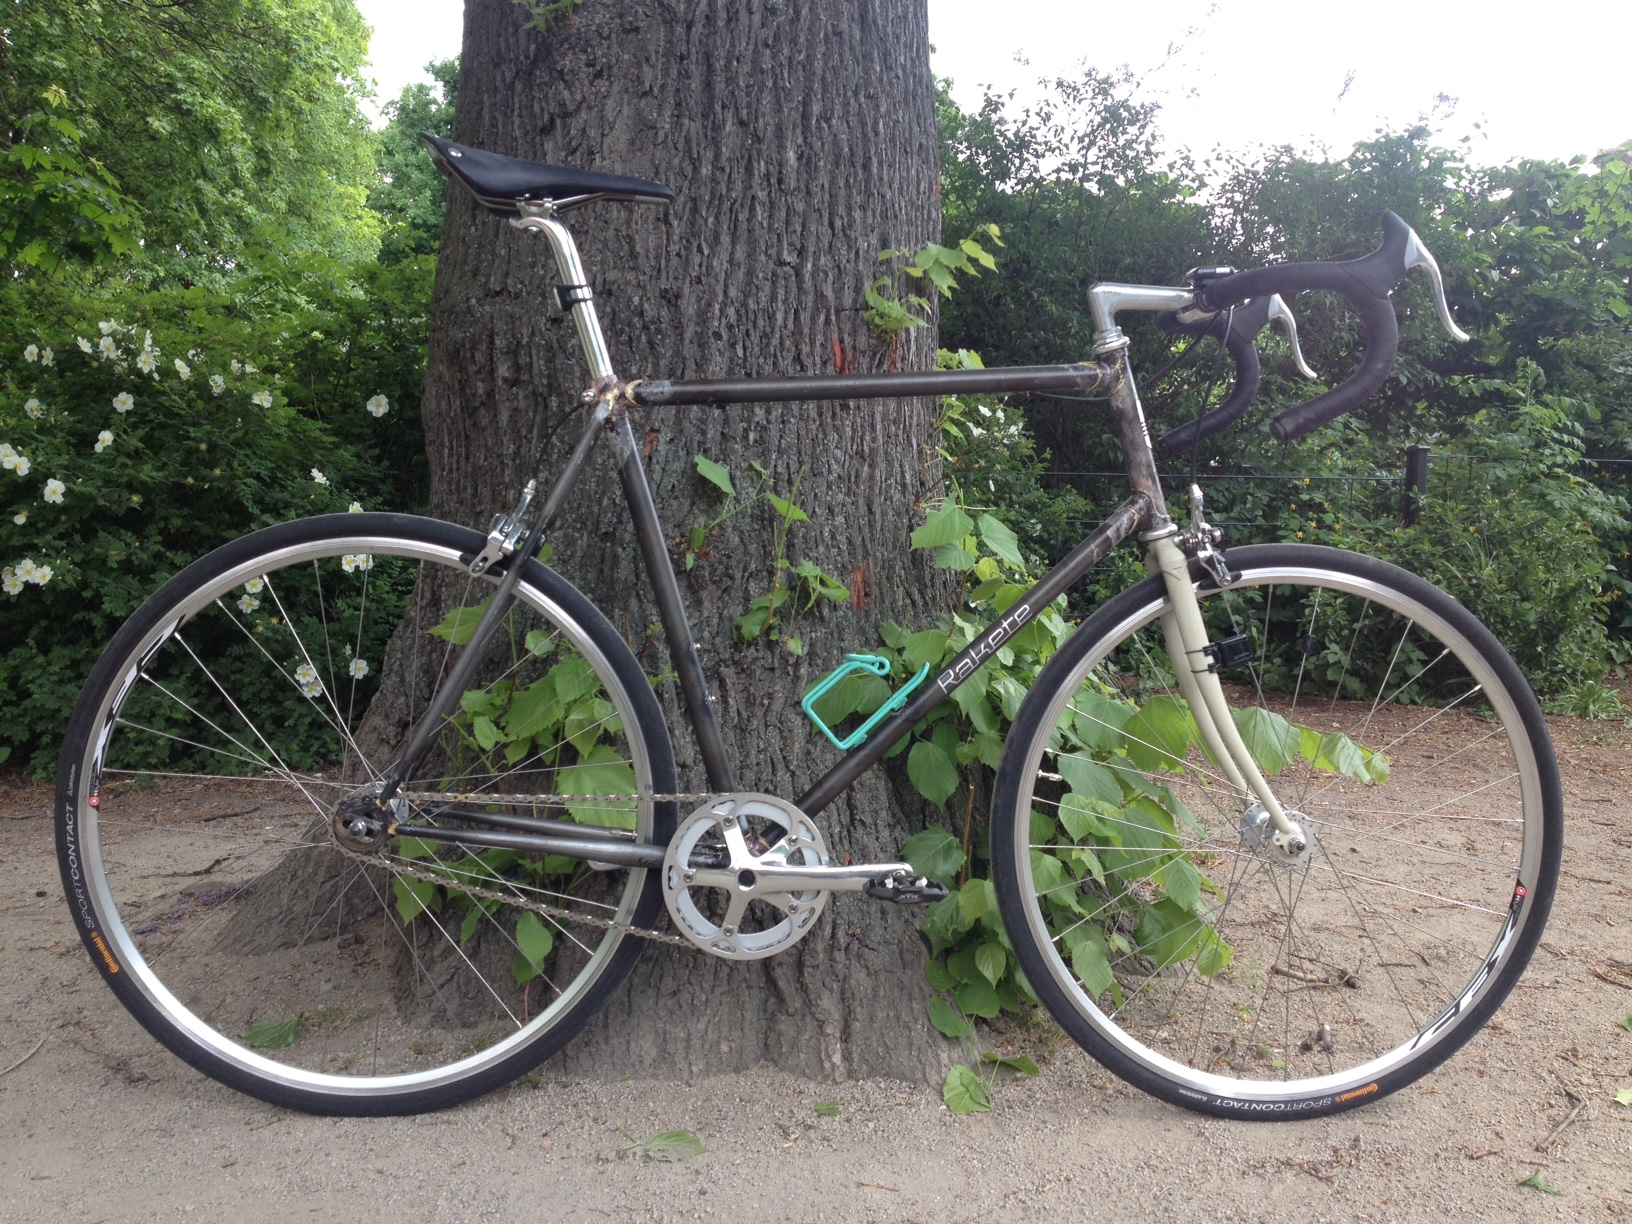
[56, 132, 1562, 1118]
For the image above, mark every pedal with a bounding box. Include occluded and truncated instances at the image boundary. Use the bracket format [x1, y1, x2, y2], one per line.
[863, 870, 948, 906]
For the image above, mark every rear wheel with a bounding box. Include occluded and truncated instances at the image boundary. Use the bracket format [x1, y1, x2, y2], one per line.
[990, 544, 1561, 1118]
[56, 513, 675, 1115]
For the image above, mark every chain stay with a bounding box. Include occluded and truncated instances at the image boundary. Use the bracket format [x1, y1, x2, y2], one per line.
[346, 789, 726, 950]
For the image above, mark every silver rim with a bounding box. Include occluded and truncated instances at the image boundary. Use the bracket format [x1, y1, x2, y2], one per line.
[72, 529, 654, 1100]
[1010, 558, 1546, 1103]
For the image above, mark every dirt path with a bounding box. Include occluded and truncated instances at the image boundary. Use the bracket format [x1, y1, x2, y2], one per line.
[2, 716, 1630, 1223]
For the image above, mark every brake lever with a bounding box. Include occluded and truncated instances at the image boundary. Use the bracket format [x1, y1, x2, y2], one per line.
[1402, 226, 1471, 342]
[1262, 295, 1319, 380]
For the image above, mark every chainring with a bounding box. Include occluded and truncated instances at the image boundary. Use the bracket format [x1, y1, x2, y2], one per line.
[661, 793, 829, 960]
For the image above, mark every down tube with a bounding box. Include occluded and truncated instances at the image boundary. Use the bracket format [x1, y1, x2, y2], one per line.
[795, 492, 1152, 817]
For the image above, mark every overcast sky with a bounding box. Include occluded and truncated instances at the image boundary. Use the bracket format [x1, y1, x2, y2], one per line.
[352, 0, 1629, 166]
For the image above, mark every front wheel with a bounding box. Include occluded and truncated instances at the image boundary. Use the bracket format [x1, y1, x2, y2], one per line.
[990, 544, 1561, 1118]
[55, 513, 676, 1115]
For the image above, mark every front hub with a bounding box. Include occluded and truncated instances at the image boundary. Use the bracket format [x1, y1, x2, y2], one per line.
[1239, 801, 1313, 867]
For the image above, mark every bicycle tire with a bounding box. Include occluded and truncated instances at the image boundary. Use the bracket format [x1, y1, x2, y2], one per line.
[990, 543, 1561, 1118]
[55, 513, 677, 1116]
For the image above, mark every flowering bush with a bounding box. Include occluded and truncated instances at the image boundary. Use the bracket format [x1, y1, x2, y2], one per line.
[0, 286, 407, 769]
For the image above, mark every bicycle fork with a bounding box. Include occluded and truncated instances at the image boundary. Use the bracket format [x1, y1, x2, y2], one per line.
[1143, 520, 1309, 864]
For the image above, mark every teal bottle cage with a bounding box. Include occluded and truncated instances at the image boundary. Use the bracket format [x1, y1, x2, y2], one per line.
[800, 653, 930, 751]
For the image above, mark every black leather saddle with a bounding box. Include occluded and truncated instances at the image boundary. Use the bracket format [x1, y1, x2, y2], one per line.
[422, 132, 674, 215]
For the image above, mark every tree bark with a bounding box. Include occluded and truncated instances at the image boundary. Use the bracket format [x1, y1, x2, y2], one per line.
[408, 0, 951, 1082]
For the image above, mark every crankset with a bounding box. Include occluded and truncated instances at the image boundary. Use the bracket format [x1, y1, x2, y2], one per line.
[661, 793, 938, 960]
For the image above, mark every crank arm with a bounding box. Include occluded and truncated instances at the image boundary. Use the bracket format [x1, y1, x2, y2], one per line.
[685, 859, 915, 895]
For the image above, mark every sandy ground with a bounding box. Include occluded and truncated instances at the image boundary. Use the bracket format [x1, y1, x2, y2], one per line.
[2, 716, 1630, 1224]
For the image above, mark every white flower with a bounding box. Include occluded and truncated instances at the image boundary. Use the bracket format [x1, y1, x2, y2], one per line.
[339, 339, 350, 353]
[135, 350, 156, 374]
[23, 399, 42, 419]
[366, 394, 389, 418]
[39, 348, 52, 367]
[23, 345, 37, 363]
[348, 657, 369, 679]
[173, 358, 190, 380]
[293, 662, 323, 698]
[98, 335, 117, 358]
[187, 349, 201, 362]
[311, 468, 329, 486]
[243, 362, 257, 374]
[209, 374, 225, 395]
[251, 390, 272, 408]
[12, 558, 49, 585]
[113, 392, 134, 413]
[230, 360, 242, 374]
[0, 443, 12, 461]
[144, 331, 154, 351]
[347, 501, 363, 513]
[977, 404, 992, 417]
[94, 430, 113, 453]
[12, 511, 25, 525]
[1, 570, 20, 595]
[244, 577, 265, 594]
[77, 337, 93, 354]
[98, 321, 116, 335]
[14, 558, 36, 583]
[237, 594, 261, 614]
[341, 553, 373, 573]
[12, 456, 29, 477]
[43, 478, 65, 504]
[32, 564, 51, 585]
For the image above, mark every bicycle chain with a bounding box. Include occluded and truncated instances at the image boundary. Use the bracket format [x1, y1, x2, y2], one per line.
[333, 790, 726, 950]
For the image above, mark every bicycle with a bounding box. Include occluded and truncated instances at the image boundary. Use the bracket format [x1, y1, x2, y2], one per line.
[54, 131, 1563, 1119]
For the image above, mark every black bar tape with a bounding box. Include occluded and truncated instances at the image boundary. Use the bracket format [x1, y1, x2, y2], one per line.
[1155, 300, 1267, 455]
[1193, 212, 1413, 444]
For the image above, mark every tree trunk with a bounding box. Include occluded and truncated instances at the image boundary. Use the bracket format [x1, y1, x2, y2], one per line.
[405, 0, 951, 1082]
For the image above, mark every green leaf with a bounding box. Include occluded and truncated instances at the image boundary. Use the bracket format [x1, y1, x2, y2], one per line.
[932, 543, 978, 571]
[1124, 696, 1194, 772]
[426, 598, 493, 646]
[634, 1130, 708, 1162]
[472, 715, 502, 752]
[981, 1052, 1039, 1076]
[1195, 930, 1234, 976]
[393, 875, 440, 923]
[955, 976, 1001, 1018]
[242, 1015, 300, 1049]
[929, 996, 973, 1038]
[1618, 1015, 1632, 1032]
[693, 454, 734, 497]
[1160, 855, 1202, 910]
[1615, 1088, 1632, 1107]
[902, 825, 963, 884]
[524, 628, 556, 656]
[1057, 753, 1121, 807]
[1233, 707, 1300, 775]
[557, 744, 637, 827]
[956, 877, 994, 922]
[904, 629, 951, 671]
[512, 910, 556, 985]
[975, 513, 1024, 567]
[765, 492, 809, 523]
[907, 738, 960, 807]
[1516, 1169, 1562, 1196]
[942, 1064, 992, 1114]
[1069, 936, 1115, 998]
[813, 1101, 841, 1117]
[1058, 794, 1113, 843]
[974, 941, 1006, 987]
[1071, 689, 1133, 752]
[925, 958, 956, 992]
[1135, 898, 1207, 969]
[911, 502, 975, 549]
